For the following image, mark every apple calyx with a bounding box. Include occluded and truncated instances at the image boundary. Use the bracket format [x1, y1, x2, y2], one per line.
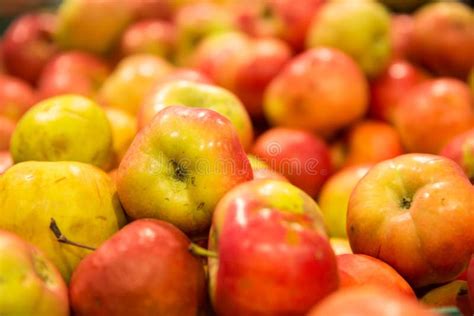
[49, 218, 96, 251]
[400, 196, 412, 209]
[188, 242, 218, 258]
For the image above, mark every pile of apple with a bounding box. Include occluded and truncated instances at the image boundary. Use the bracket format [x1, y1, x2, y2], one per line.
[0, 0, 473, 315]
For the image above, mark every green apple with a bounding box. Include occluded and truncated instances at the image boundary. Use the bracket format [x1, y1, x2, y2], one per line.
[117, 106, 253, 235]
[319, 165, 371, 238]
[137, 80, 253, 150]
[55, 0, 135, 54]
[10, 95, 113, 170]
[98, 54, 173, 115]
[0, 230, 69, 316]
[306, 1, 391, 77]
[0, 161, 126, 282]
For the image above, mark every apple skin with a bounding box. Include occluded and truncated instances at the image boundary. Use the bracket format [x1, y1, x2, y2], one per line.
[0, 161, 126, 282]
[104, 107, 137, 168]
[440, 128, 474, 182]
[136, 80, 253, 150]
[347, 154, 474, 287]
[1, 12, 58, 83]
[318, 165, 371, 238]
[138, 68, 211, 129]
[306, 1, 392, 77]
[232, 0, 326, 51]
[247, 154, 288, 182]
[330, 238, 352, 255]
[55, 0, 135, 54]
[99, 54, 173, 115]
[117, 106, 253, 235]
[10, 95, 113, 170]
[264, 48, 368, 136]
[0, 151, 12, 174]
[119, 19, 176, 60]
[343, 120, 404, 167]
[370, 60, 429, 122]
[174, 2, 236, 65]
[0, 116, 15, 151]
[70, 219, 206, 316]
[210, 179, 338, 315]
[409, 2, 474, 79]
[38, 51, 111, 100]
[393, 78, 474, 154]
[252, 127, 332, 197]
[0, 74, 36, 122]
[337, 254, 415, 298]
[390, 15, 415, 60]
[307, 286, 439, 316]
[0, 230, 69, 316]
[191, 31, 291, 119]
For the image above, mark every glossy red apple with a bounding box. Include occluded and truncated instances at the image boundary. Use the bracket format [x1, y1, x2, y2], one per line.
[1, 12, 58, 83]
[119, 19, 176, 59]
[264, 47, 368, 136]
[0, 74, 36, 121]
[394, 78, 474, 154]
[343, 120, 404, 167]
[308, 286, 439, 316]
[348, 154, 474, 287]
[70, 219, 206, 316]
[191, 31, 291, 118]
[440, 128, 474, 182]
[210, 179, 338, 315]
[409, 2, 474, 78]
[468, 255, 474, 309]
[233, 0, 326, 50]
[370, 60, 429, 122]
[38, 51, 110, 99]
[252, 127, 332, 197]
[337, 254, 415, 297]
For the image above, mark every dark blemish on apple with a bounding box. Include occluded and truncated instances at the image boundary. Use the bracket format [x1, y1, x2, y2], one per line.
[96, 216, 107, 221]
[400, 196, 412, 209]
[191, 176, 196, 186]
[197, 202, 205, 211]
[54, 176, 67, 183]
[170, 159, 188, 182]
[349, 225, 355, 234]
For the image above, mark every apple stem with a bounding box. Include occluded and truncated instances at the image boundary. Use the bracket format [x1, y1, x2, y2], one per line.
[49, 218, 96, 251]
[188, 243, 218, 258]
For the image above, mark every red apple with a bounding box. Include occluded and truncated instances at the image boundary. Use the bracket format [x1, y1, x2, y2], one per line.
[1, 12, 58, 83]
[337, 254, 415, 297]
[0, 116, 15, 150]
[264, 47, 368, 136]
[348, 154, 474, 287]
[343, 120, 404, 167]
[393, 78, 474, 154]
[232, 0, 326, 51]
[210, 179, 338, 315]
[138, 68, 211, 130]
[308, 286, 439, 316]
[409, 2, 474, 78]
[191, 31, 292, 118]
[0, 151, 13, 174]
[70, 219, 206, 316]
[38, 51, 110, 99]
[370, 59, 429, 122]
[119, 19, 176, 59]
[0, 74, 36, 121]
[252, 127, 332, 197]
[440, 128, 474, 182]
[390, 14, 415, 60]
